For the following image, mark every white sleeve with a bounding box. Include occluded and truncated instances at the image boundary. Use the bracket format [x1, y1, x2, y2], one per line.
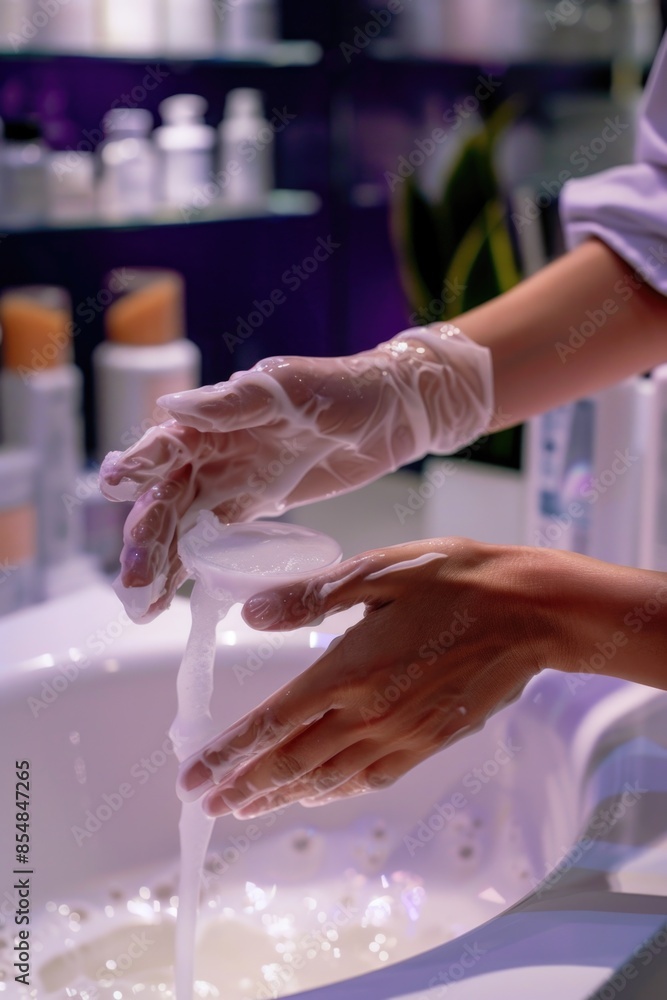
[560, 35, 667, 295]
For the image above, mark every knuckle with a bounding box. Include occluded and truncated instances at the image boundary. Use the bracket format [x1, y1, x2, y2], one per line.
[271, 752, 304, 784]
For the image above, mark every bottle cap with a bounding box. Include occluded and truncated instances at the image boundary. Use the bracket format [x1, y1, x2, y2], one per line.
[224, 88, 264, 119]
[3, 119, 43, 143]
[0, 286, 72, 372]
[159, 95, 208, 125]
[103, 269, 186, 346]
[103, 108, 153, 137]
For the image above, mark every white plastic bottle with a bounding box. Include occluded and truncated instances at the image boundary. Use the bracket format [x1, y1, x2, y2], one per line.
[93, 269, 201, 460]
[39, 0, 97, 53]
[218, 0, 278, 51]
[48, 150, 96, 221]
[219, 89, 274, 205]
[97, 108, 158, 220]
[0, 120, 49, 227]
[166, 0, 216, 55]
[101, 0, 160, 53]
[0, 449, 37, 616]
[0, 287, 84, 572]
[154, 95, 216, 209]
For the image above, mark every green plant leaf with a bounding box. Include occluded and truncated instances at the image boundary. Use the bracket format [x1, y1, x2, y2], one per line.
[444, 199, 521, 318]
[389, 175, 446, 318]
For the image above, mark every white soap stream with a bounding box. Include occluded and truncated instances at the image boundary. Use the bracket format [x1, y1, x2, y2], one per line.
[169, 584, 231, 1000]
[168, 520, 342, 999]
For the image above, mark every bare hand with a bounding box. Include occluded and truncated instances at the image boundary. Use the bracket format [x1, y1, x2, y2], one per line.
[178, 538, 558, 818]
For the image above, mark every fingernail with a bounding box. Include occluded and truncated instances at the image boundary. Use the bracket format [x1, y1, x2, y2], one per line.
[122, 547, 152, 586]
[244, 596, 281, 628]
[217, 787, 247, 810]
[203, 790, 232, 818]
[180, 759, 213, 794]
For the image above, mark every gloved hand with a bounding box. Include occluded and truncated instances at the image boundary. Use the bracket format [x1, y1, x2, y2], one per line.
[100, 325, 493, 622]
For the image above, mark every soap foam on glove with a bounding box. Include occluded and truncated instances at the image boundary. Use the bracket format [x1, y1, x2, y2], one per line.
[100, 325, 493, 623]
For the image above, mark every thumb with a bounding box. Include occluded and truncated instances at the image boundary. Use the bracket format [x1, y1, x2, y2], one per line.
[241, 559, 369, 631]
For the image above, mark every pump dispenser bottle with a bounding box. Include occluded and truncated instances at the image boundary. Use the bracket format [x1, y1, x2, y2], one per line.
[93, 269, 201, 460]
[154, 96, 216, 208]
[219, 88, 274, 205]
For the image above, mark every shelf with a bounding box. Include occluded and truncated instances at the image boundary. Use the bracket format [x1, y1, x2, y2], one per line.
[1, 189, 322, 234]
[0, 40, 323, 68]
[368, 39, 650, 70]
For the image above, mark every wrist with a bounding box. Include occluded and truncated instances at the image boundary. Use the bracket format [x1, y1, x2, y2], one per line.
[524, 547, 667, 686]
[376, 323, 494, 455]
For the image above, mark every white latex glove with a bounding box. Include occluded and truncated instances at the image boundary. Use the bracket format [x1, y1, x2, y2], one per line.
[100, 325, 493, 622]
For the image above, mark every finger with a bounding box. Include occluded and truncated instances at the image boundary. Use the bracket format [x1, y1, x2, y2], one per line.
[178, 637, 353, 802]
[113, 468, 196, 622]
[203, 734, 382, 817]
[177, 703, 330, 802]
[241, 544, 448, 630]
[301, 749, 423, 808]
[159, 372, 290, 433]
[100, 422, 199, 502]
[230, 748, 423, 819]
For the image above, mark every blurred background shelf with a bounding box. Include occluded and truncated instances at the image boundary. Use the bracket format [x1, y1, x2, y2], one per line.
[0, 189, 322, 233]
[0, 40, 323, 67]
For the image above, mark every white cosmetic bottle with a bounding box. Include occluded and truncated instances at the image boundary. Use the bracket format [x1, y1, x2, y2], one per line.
[166, 0, 216, 55]
[101, 0, 160, 54]
[93, 269, 201, 460]
[525, 377, 644, 566]
[219, 89, 274, 205]
[39, 0, 97, 53]
[97, 108, 158, 220]
[154, 95, 216, 209]
[218, 0, 278, 51]
[0, 287, 84, 575]
[0, 448, 37, 616]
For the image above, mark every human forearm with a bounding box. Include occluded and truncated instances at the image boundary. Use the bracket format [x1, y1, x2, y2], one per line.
[537, 547, 667, 691]
[439, 239, 667, 430]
